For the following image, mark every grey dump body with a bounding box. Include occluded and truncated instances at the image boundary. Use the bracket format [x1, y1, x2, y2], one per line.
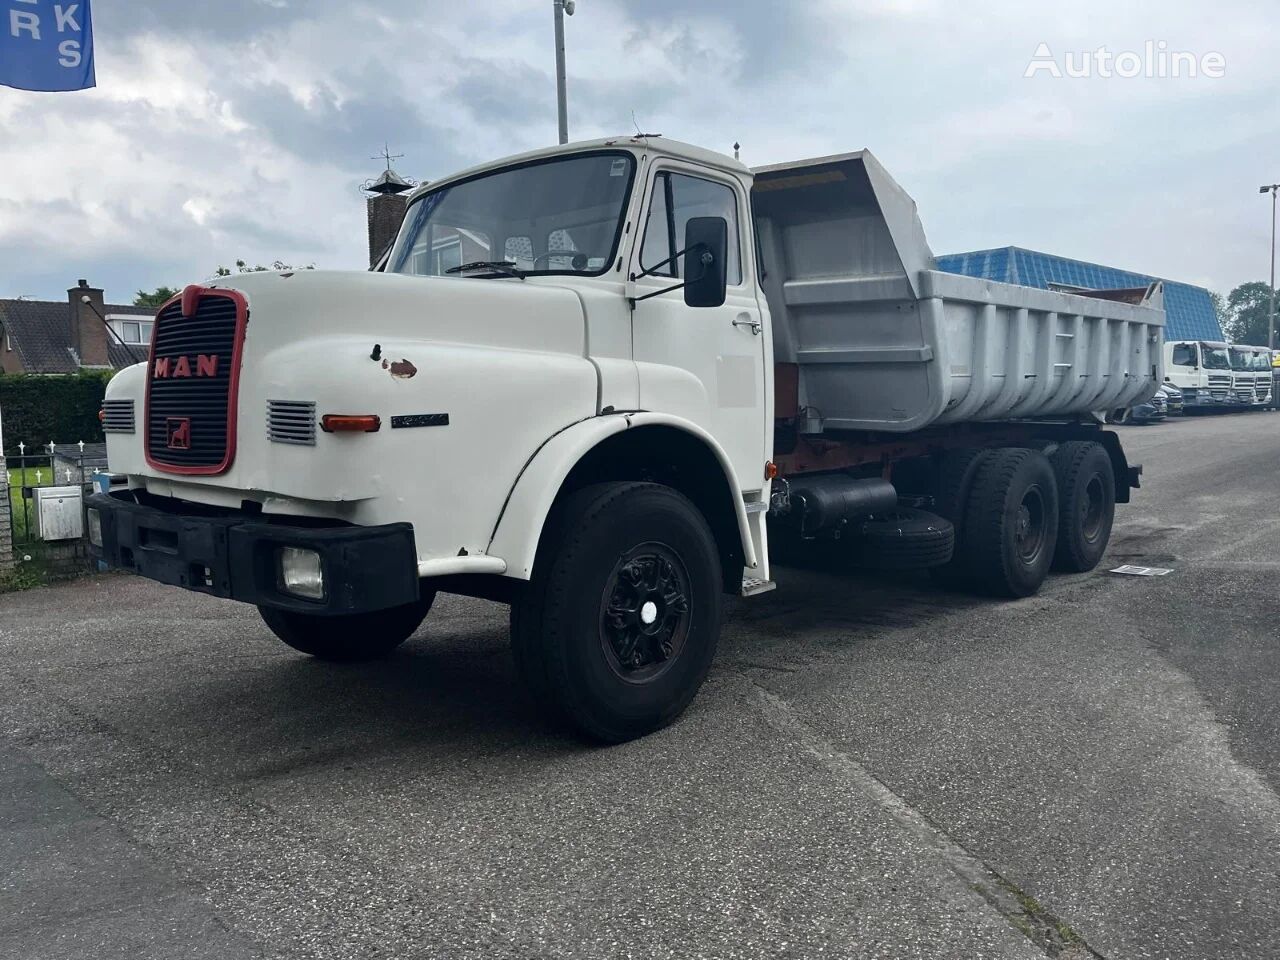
[752, 151, 1166, 434]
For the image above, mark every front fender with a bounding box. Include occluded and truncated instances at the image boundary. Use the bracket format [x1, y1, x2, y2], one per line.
[487, 411, 756, 580]
[102, 363, 149, 476]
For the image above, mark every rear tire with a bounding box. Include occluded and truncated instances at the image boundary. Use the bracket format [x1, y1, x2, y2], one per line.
[510, 482, 722, 743]
[959, 448, 1059, 598]
[928, 448, 994, 588]
[1050, 441, 1115, 573]
[259, 592, 436, 661]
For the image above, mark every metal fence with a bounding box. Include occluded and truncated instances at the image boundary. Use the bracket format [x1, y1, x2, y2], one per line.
[5, 440, 105, 579]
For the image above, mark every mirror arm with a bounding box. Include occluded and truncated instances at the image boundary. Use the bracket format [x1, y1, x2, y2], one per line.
[628, 246, 713, 309]
[630, 243, 712, 282]
[630, 281, 687, 307]
[631, 247, 686, 281]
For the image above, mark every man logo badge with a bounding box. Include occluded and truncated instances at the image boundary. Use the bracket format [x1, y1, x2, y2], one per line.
[166, 417, 192, 450]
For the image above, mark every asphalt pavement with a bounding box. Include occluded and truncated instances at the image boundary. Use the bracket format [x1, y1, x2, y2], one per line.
[2, 410, 1279, 959]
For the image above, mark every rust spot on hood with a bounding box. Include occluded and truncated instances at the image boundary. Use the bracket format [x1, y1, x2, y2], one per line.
[389, 358, 417, 379]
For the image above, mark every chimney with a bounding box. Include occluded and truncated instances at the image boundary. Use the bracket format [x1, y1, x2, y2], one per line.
[68, 279, 111, 368]
[367, 193, 409, 268]
[363, 147, 416, 268]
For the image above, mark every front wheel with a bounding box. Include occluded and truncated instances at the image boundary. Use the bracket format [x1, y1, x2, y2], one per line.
[258, 591, 436, 662]
[511, 482, 722, 743]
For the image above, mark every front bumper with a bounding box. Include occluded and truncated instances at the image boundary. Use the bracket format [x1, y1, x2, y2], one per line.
[87, 491, 421, 615]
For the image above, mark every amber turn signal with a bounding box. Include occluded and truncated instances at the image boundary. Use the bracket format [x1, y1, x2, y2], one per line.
[320, 414, 381, 433]
[97, 409, 106, 422]
[764, 460, 779, 480]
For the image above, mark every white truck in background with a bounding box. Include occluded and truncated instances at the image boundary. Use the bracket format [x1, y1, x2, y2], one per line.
[1228, 345, 1273, 407]
[1164, 339, 1234, 411]
[88, 137, 1163, 741]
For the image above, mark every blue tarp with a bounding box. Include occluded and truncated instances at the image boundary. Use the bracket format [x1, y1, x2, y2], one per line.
[936, 246, 1223, 342]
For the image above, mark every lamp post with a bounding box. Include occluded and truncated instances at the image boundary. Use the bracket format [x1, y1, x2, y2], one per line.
[553, 0, 576, 144]
[1262, 183, 1280, 350]
[80, 295, 145, 365]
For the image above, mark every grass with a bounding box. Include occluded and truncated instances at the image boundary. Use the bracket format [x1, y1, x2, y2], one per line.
[6, 458, 57, 544]
[2, 458, 70, 590]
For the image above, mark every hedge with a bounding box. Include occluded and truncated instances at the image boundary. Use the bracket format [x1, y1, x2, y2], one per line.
[0, 371, 114, 455]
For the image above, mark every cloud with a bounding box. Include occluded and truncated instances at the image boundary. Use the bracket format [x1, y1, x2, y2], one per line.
[0, 0, 1276, 304]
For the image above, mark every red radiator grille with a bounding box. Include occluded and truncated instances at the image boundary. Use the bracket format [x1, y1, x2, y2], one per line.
[144, 287, 247, 475]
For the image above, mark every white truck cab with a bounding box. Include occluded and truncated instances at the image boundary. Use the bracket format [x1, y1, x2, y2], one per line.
[90, 137, 1160, 741]
[1228, 345, 1273, 407]
[1164, 340, 1233, 410]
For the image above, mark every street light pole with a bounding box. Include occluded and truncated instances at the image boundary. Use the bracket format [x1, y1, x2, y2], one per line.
[553, 0, 575, 144]
[1262, 183, 1280, 350]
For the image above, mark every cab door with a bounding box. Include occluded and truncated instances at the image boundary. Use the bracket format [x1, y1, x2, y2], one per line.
[628, 163, 769, 493]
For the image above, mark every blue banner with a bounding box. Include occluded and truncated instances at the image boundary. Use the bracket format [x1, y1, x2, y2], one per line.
[1, 1, 95, 92]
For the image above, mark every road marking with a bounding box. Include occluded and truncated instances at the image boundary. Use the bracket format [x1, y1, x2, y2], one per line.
[750, 682, 1105, 960]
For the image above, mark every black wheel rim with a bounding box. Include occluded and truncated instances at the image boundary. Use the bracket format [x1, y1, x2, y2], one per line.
[599, 543, 691, 683]
[1014, 485, 1048, 564]
[1080, 476, 1105, 543]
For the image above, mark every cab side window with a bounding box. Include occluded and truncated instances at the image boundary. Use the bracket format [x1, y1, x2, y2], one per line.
[1171, 344, 1197, 366]
[639, 172, 743, 285]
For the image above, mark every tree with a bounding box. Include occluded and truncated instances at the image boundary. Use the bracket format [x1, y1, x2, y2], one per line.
[1209, 290, 1227, 329]
[133, 286, 179, 308]
[133, 261, 316, 306]
[1223, 281, 1277, 345]
[216, 259, 315, 275]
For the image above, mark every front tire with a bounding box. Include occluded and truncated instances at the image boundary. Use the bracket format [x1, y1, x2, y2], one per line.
[511, 482, 722, 743]
[258, 592, 436, 662]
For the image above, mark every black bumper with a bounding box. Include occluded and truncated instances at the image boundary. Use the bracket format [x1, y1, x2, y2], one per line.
[86, 492, 420, 615]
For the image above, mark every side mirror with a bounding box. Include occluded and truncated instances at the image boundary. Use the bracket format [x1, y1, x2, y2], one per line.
[682, 216, 728, 308]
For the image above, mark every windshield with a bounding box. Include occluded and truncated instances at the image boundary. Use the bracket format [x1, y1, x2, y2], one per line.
[387, 152, 636, 278]
[1230, 349, 1250, 371]
[1201, 346, 1231, 370]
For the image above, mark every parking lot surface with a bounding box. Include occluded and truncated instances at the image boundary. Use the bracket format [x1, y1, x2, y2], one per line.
[3, 411, 1280, 959]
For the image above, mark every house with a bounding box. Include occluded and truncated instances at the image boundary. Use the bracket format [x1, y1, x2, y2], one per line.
[0, 280, 153, 375]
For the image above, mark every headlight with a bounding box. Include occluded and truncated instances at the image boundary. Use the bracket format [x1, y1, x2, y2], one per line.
[86, 508, 102, 548]
[278, 546, 325, 600]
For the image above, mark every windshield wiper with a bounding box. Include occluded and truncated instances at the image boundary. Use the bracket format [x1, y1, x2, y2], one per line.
[445, 260, 526, 279]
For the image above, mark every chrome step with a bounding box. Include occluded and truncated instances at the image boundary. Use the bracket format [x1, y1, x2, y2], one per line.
[741, 577, 777, 597]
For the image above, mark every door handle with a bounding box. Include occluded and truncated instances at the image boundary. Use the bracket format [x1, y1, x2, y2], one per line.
[733, 313, 762, 336]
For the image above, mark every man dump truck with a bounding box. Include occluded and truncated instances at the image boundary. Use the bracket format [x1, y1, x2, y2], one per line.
[88, 137, 1164, 741]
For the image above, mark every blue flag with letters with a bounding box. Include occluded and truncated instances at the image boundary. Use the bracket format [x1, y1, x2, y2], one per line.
[1, 0, 95, 91]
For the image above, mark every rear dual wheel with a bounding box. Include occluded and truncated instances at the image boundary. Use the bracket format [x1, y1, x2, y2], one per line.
[933, 442, 1115, 596]
[1049, 441, 1115, 573]
[958, 448, 1059, 598]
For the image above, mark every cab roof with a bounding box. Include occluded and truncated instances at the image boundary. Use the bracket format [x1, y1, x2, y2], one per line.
[405, 136, 750, 204]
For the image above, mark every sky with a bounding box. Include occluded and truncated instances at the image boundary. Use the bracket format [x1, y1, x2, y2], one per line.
[0, 0, 1276, 303]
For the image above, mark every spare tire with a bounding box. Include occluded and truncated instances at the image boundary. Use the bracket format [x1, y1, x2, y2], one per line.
[847, 508, 955, 570]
